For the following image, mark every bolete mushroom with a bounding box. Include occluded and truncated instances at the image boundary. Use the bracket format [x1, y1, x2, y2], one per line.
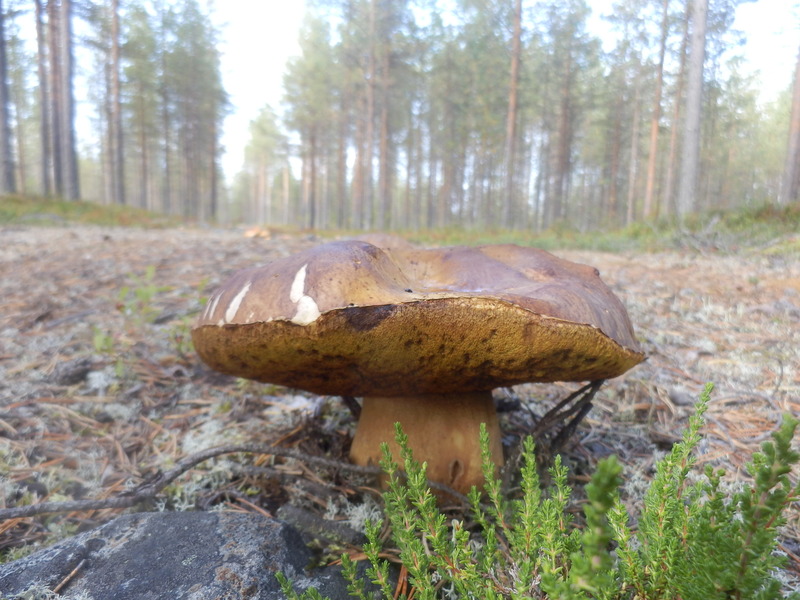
[192, 239, 644, 494]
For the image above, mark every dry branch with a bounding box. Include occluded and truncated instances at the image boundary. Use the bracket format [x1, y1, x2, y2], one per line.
[0, 442, 469, 521]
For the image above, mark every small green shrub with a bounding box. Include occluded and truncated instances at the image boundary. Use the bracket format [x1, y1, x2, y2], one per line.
[117, 264, 170, 323]
[279, 384, 800, 599]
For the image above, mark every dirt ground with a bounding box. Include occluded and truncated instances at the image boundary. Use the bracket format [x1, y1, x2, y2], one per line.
[1, 226, 799, 583]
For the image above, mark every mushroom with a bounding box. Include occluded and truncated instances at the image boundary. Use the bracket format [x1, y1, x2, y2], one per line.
[192, 239, 644, 494]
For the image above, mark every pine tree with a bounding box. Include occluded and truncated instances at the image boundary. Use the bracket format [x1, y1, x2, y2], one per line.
[0, 0, 16, 193]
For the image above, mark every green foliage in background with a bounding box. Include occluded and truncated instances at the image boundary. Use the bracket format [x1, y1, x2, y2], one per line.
[279, 384, 800, 599]
[3, 194, 798, 257]
[0, 194, 177, 227]
[406, 203, 800, 254]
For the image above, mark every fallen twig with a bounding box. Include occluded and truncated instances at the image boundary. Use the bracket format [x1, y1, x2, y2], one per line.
[0, 442, 468, 521]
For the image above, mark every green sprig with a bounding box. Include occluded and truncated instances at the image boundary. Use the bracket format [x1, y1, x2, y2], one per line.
[279, 383, 800, 600]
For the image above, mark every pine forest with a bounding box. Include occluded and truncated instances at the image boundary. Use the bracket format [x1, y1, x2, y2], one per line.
[1, 0, 799, 232]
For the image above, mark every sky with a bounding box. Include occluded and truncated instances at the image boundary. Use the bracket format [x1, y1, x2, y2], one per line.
[212, 0, 798, 179]
[214, 0, 307, 178]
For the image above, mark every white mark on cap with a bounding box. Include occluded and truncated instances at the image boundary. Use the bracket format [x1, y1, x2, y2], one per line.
[292, 295, 321, 325]
[289, 264, 308, 303]
[289, 264, 321, 325]
[225, 280, 252, 323]
[204, 291, 222, 321]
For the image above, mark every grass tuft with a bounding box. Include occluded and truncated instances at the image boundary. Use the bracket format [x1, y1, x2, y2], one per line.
[0, 194, 178, 227]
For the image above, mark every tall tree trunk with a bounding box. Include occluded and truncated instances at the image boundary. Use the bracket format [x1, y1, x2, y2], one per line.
[0, 0, 16, 193]
[426, 120, 437, 228]
[262, 165, 275, 223]
[60, 0, 79, 199]
[662, 6, 690, 217]
[160, 89, 171, 214]
[34, 0, 52, 195]
[103, 58, 113, 204]
[157, 1, 171, 214]
[503, 0, 522, 229]
[627, 80, 643, 224]
[413, 110, 423, 230]
[642, 0, 669, 220]
[282, 162, 290, 225]
[780, 42, 800, 205]
[12, 61, 27, 193]
[138, 94, 149, 209]
[110, 0, 125, 204]
[308, 128, 317, 229]
[209, 118, 218, 218]
[363, 0, 377, 229]
[677, 0, 708, 218]
[179, 135, 190, 218]
[606, 92, 624, 224]
[552, 51, 574, 223]
[378, 44, 391, 230]
[352, 94, 365, 228]
[47, 0, 63, 195]
[403, 110, 414, 230]
[533, 131, 546, 230]
[336, 97, 347, 228]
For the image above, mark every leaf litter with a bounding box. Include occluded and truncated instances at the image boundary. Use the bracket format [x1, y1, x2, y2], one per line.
[0, 225, 797, 589]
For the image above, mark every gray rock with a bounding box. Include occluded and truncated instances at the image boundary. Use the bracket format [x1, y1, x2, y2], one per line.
[0, 512, 365, 600]
[49, 357, 96, 386]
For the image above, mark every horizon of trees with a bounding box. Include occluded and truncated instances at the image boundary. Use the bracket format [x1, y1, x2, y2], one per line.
[0, 0, 798, 230]
[231, 0, 800, 231]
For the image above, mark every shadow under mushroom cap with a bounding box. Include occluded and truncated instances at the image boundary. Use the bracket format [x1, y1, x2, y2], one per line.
[192, 240, 644, 397]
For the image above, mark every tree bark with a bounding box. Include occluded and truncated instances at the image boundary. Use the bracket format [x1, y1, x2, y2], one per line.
[11, 58, 27, 193]
[137, 92, 149, 209]
[60, 0, 79, 199]
[363, 0, 377, 229]
[606, 91, 623, 223]
[110, 0, 125, 204]
[47, 0, 63, 195]
[352, 91, 366, 228]
[552, 50, 574, 223]
[34, 0, 52, 195]
[677, 0, 708, 218]
[502, 0, 523, 229]
[308, 128, 317, 229]
[662, 5, 689, 217]
[209, 117, 218, 219]
[378, 44, 391, 230]
[780, 42, 800, 205]
[158, 1, 171, 214]
[642, 0, 670, 220]
[626, 80, 642, 224]
[336, 94, 348, 228]
[0, 0, 16, 193]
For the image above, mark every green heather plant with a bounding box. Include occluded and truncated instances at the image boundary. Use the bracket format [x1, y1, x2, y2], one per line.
[118, 264, 170, 324]
[279, 384, 800, 600]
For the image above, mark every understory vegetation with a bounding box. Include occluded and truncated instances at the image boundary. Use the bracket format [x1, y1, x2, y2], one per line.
[280, 384, 800, 600]
[2, 194, 799, 255]
[0, 194, 177, 228]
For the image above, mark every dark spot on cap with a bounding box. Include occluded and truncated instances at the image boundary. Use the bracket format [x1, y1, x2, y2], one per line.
[342, 304, 397, 332]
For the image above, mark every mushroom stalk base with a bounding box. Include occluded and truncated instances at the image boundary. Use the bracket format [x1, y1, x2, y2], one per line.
[349, 392, 503, 495]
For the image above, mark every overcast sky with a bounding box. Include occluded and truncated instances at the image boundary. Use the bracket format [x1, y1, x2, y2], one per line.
[214, 0, 306, 178]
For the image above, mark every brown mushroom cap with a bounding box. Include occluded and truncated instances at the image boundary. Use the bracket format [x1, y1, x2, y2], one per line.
[192, 240, 644, 396]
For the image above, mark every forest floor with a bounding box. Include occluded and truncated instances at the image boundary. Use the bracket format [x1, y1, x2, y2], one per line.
[1, 224, 799, 588]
